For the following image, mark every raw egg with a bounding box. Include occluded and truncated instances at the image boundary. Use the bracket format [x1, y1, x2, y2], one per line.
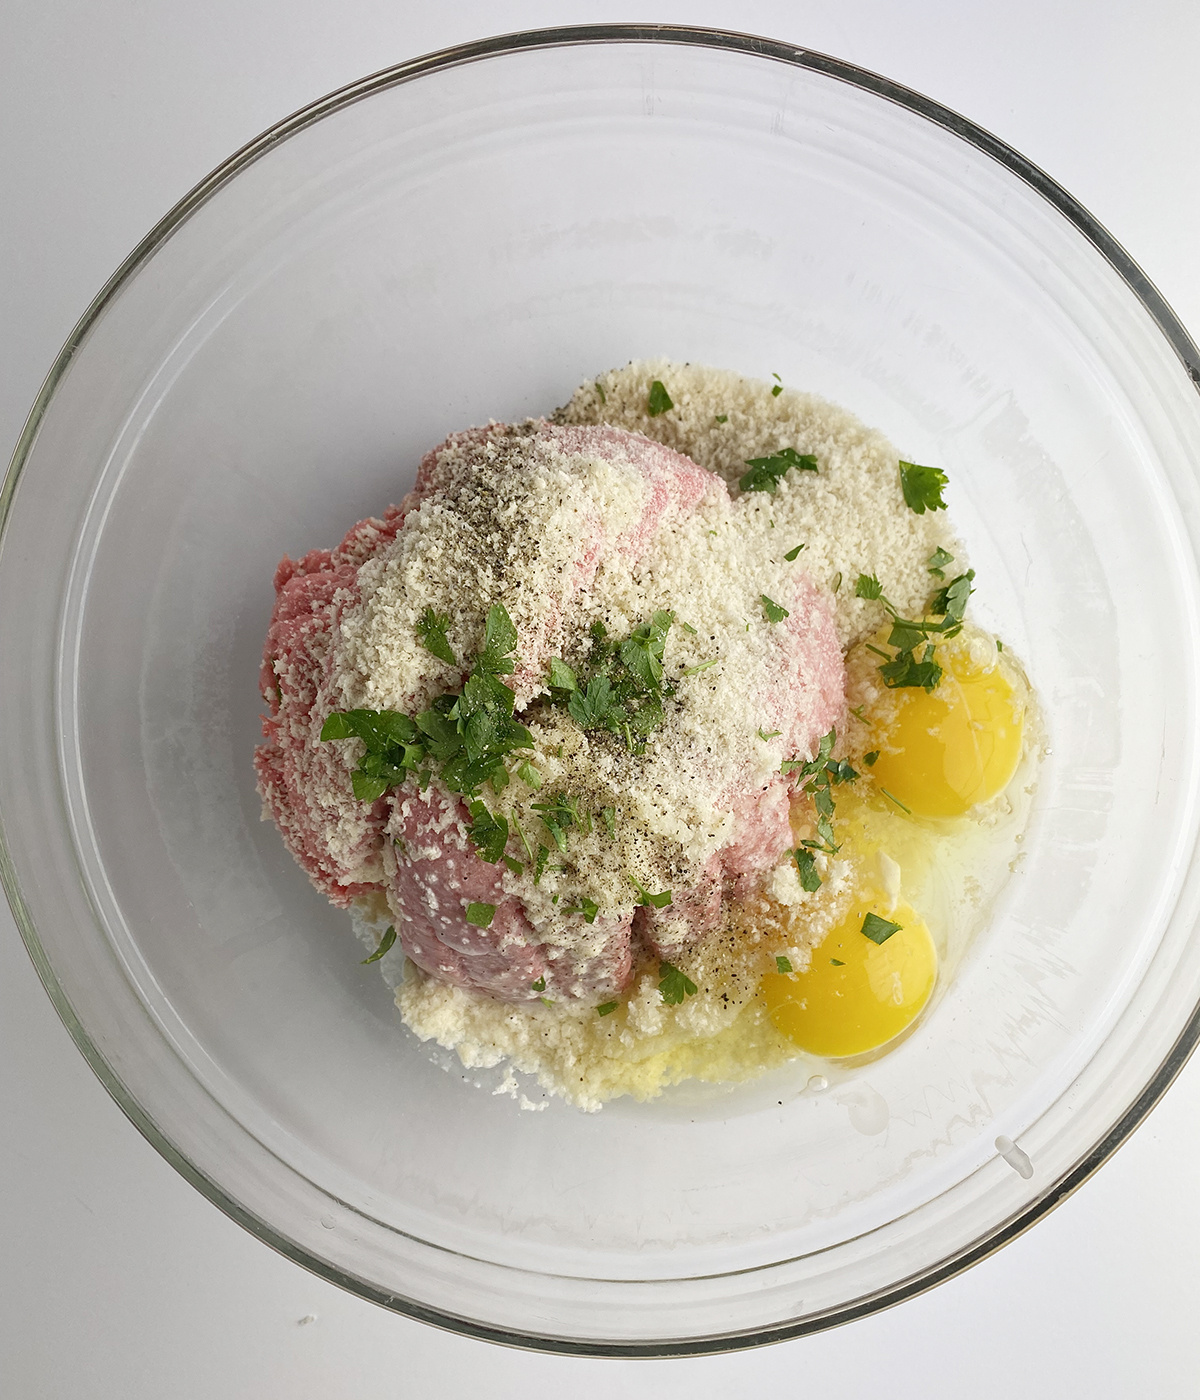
[867, 643, 1024, 818]
[762, 900, 937, 1057]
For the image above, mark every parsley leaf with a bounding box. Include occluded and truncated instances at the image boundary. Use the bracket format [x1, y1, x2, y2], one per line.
[594, 380, 607, 404]
[658, 961, 698, 1004]
[771, 373, 784, 397]
[775, 955, 793, 973]
[715, 413, 728, 424]
[416, 607, 456, 665]
[862, 912, 903, 945]
[467, 801, 509, 864]
[596, 1000, 619, 1016]
[548, 611, 676, 754]
[465, 902, 496, 928]
[351, 771, 390, 803]
[929, 569, 975, 627]
[794, 848, 822, 892]
[761, 594, 790, 623]
[927, 545, 955, 579]
[880, 788, 912, 814]
[739, 448, 819, 494]
[600, 805, 617, 839]
[829, 958, 845, 967]
[531, 976, 546, 992]
[758, 728, 783, 741]
[647, 380, 674, 416]
[568, 674, 613, 728]
[547, 658, 577, 691]
[855, 573, 884, 600]
[479, 603, 518, 672]
[879, 644, 942, 692]
[784, 543, 806, 561]
[899, 460, 949, 514]
[533, 794, 576, 854]
[863, 750, 879, 766]
[361, 925, 397, 964]
[630, 877, 672, 909]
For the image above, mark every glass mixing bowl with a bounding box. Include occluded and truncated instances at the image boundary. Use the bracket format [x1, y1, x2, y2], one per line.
[3, 26, 1200, 1355]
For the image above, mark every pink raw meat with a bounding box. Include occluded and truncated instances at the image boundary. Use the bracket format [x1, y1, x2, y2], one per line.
[388, 788, 633, 1003]
[256, 421, 844, 1002]
[254, 507, 405, 904]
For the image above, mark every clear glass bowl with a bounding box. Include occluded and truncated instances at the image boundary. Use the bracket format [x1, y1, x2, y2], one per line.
[4, 26, 1200, 1355]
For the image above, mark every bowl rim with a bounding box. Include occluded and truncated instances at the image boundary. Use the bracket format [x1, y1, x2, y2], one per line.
[4, 21, 1200, 1358]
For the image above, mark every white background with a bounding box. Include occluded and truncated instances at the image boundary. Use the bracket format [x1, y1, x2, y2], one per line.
[4, 3, 1200, 1395]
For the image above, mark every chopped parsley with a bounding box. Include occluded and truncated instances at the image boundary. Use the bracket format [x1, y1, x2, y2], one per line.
[739, 448, 819, 494]
[361, 925, 396, 964]
[416, 607, 456, 665]
[794, 848, 821, 892]
[596, 1000, 619, 1016]
[467, 800, 509, 863]
[464, 902, 496, 928]
[758, 727, 783, 742]
[680, 658, 718, 677]
[715, 413, 728, 424]
[771, 373, 784, 397]
[658, 961, 698, 1004]
[568, 675, 613, 727]
[532, 793, 579, 853]
[647, 379, 674, 416]
[879, 645, 942, 692]
[863, 750, 879, 766]
[545, 612, 676, 754]
[880, 788, 912, 814]
[899, 460, 949, 514]
[563, 896, 600, 924]
[929, 569, 976, 625]
[322, 601, 531, 834]
[600, 805, 617, 839]
[862, 912, 902, 945]
[927, 546, 955, 579]
[760, 594, 790, 623]
[775, 955, 793, 973]
[830, 958, 845, 967]
[531, 976, 546, 992]
[630, 878, 672, 909]
[832, 572, 842, 593]
[516, 760, 542, 790]
[547, 657, 577, 691]
[784, 543, 806, 561]
[594, 380, 607, 404]
[855, 573, 884, 601]
[997, 639, 1004, 652]
[858, 569, 977, 695]
[781, 726, 853, 856]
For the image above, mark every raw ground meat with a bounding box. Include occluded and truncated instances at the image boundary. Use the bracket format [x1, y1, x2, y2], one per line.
[255, 421, 843, 1004]
[387, 787, 633, 1002]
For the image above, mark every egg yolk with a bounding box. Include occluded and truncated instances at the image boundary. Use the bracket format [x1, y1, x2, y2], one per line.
[868, 650, 1023, 818]
[762, 901, 937, 1058]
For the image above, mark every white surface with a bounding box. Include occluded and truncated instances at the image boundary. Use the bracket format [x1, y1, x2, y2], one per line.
[3, 2, 1199, 1394]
